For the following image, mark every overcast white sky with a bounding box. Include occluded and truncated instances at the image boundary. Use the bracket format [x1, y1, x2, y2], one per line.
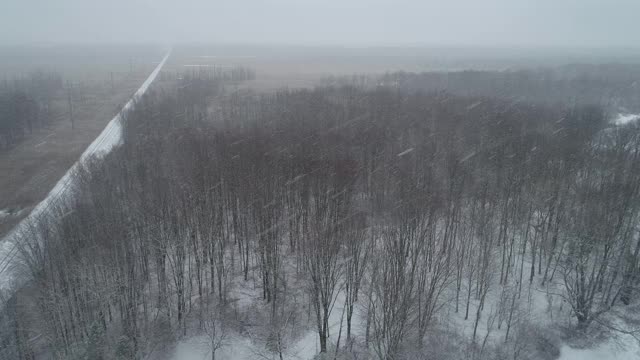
[2, 0, 639, 47]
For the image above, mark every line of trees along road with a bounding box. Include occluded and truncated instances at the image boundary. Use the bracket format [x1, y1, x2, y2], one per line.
[0, 72, 63, 148]
[3, 75, 640, 360]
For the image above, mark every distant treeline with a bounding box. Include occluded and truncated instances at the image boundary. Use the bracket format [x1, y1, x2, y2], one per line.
[0, 71, 63, 148]
[160, 65, 256, 83]
[382, 64, 640, 113]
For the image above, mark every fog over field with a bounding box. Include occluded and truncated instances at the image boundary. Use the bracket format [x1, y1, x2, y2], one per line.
[1, 1, 640, 360]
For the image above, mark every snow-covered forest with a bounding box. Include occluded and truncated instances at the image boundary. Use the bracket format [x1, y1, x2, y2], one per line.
[2, 65, 640, 360]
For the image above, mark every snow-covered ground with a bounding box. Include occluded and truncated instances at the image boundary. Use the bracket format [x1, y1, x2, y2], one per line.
[166, 257, 365, 360]
[612, 113, 640, 126]
[559, 341, 640, 360]
[557, 306, 640, 360]
[173, 335, 256, 360]
[165, 249, 640, 360]
[0, 49, 172, 293]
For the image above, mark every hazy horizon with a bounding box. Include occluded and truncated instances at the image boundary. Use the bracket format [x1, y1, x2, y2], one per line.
[3, 0, 639, 48]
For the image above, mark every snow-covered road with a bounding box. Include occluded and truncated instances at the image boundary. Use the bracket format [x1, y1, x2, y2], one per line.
[0, 49, 172, 293]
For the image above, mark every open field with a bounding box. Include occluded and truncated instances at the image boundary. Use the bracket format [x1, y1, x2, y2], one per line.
[0, 45, 164, 81]
[164, 45, 640, 92]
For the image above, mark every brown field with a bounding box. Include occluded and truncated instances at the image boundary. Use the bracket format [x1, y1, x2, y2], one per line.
[163, 45, 437, 92]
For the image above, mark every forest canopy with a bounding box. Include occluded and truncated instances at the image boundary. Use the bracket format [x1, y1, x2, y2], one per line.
[4, 72, 640, 360]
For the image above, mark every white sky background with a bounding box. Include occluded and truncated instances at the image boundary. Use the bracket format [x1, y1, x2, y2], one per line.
[2, 0, 639, 47]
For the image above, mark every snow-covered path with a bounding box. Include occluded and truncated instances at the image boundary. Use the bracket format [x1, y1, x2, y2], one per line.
[613, 113, 640, 126]
[0, 49, 172, 292]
